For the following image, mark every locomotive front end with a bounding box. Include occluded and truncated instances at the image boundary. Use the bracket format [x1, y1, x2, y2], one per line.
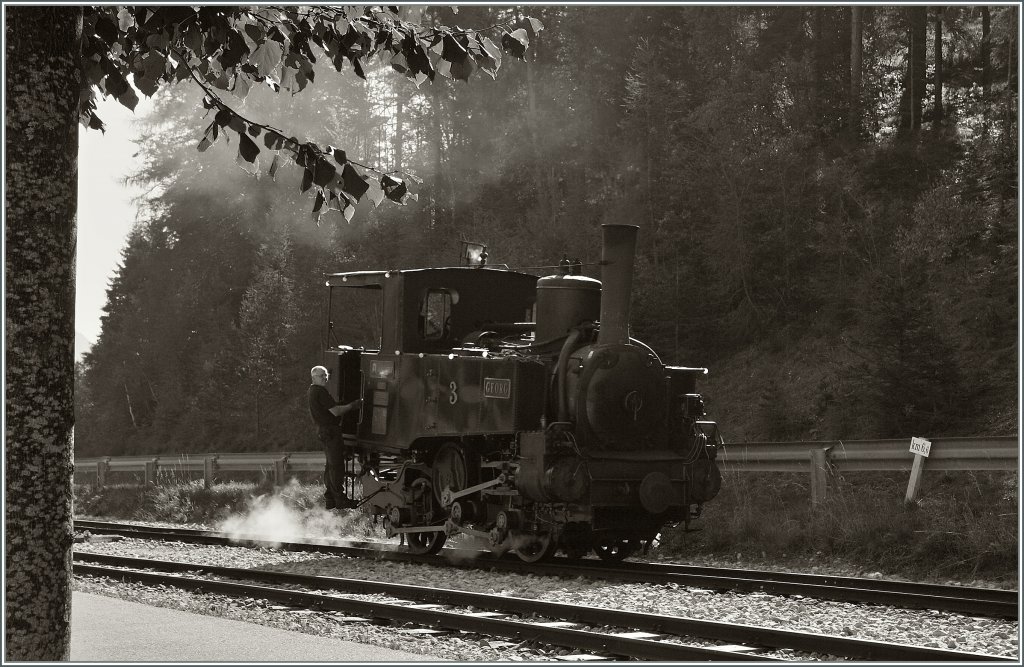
[517, 224, 722, 559]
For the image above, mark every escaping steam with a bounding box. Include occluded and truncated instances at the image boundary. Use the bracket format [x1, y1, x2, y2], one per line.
[215, 478, 374, 546]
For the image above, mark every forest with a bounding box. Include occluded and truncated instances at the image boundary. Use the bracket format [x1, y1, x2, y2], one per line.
[75, 5, 1018, 458]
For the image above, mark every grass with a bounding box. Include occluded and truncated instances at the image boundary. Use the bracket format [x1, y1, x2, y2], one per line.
[74, 471, 1018, 585]
[661, 470, 1018, 584]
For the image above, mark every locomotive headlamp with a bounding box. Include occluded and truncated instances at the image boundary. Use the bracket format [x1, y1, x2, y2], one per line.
[460, 241, 488, 267]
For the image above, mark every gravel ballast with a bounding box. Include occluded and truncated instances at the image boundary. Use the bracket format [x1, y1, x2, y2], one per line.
[74, 532, 1019, 661]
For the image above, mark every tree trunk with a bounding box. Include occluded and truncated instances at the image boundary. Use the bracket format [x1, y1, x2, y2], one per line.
[809, 7, 824, 123]
[900, 6, 927, 133]
[4, 6, 82, 660]
[982, 6, 991, 99]
[393, 93, 404, 173]
[849, 6, 863, 137]
[933, 7, 944, 125]
[982, 6, 991, 133]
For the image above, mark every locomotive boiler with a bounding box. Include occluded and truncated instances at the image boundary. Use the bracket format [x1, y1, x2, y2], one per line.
[322, 224, 722, 562]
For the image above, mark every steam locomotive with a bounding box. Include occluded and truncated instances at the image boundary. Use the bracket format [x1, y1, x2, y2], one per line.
[322, 224, 722, 562]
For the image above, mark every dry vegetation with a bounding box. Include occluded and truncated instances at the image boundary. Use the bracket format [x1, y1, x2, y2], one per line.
[75, 469, 1018, 585]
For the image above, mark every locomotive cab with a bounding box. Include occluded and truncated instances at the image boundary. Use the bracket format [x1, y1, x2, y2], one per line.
[324, 266, 543, 453]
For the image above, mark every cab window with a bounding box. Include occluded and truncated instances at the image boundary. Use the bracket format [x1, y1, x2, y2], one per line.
[420, 289, 457, 340]
[328, 285, 382, 350]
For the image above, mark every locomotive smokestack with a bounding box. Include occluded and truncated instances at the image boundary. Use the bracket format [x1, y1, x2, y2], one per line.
[597, 224, 639, 346]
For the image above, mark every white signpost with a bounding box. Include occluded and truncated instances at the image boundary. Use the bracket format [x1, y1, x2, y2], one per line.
[905, 437, 932, 503]
[909, 436, 932, 457]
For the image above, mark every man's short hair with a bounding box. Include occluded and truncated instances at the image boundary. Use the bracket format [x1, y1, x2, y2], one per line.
[310, 365, 328, 378]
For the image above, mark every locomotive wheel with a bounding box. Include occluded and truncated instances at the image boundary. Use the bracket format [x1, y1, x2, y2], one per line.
[515, 533, 556, 563]
[406, 530, 447, 555]
[594, 538, 639, 562]
[432, 442, 468, 505]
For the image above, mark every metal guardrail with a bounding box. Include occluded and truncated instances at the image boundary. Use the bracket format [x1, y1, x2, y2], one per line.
[718, 436, 1019, 472]
[74, 437, 1018, 500]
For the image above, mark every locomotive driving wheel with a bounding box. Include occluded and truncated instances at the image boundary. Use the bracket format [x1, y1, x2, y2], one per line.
[515, 532, 556, 563]
[594, 538, 639, 562]
[406, 529, 447, 555]
[431, 441, 469, 505]
[401, 477, 446, 555]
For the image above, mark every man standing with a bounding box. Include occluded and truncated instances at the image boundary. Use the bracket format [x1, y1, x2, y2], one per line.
[308, 365, 362, 510]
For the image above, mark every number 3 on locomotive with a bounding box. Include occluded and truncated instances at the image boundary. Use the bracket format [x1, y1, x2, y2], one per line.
[448, 380, 459, 405]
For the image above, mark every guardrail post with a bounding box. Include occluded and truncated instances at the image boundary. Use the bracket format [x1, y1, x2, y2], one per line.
[203, 456, 217, 490]
[810, 448, 831, 506]
[144, 458, 158, 486]
[97, 458, 110, 488]
[905, 454, 927, 505]
[274, 456, 289, 487]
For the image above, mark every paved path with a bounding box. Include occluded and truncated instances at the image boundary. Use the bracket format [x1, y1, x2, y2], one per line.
[71, 592, 440, 662]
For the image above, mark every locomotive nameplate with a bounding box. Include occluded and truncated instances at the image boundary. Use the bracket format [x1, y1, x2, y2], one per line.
[483, 377, 511, 399]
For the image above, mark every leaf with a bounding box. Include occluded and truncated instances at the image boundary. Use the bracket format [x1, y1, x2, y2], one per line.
[250, 40, 283, 76]
[118, 86, 139, 112]
[365, 178, 385, 207]
[390, 51, 408, 75]
[235, 153, 260, 176]
[341, 164, 369, 200]
[87, 112, 106, 133]
[382, 175, 408, 203]
[311, 191, 325, 223]
[300, 168, 313, 193]
[311, 159, 336, 187]
[117, 7, 136, 31]
[527, 17, 544, 34]
[268, 153, 281, 180]
[146, 31, 169, 52]
[476, 36, 502, 77]
[232, 74, 251, 100]
[450, 53, 475, 82]
[243, 23, 264, 45]
[343, 204, 356, 222]
[215, 108, 233, 128]
[103, 66, 129, 98]
[264, 130, 285, 150]
[501, 29, 529, 60]
[94, 14, 118, 45]
[352, 57, 365, 80]
[441, 33, 467, 62]
[184, 24, 203, 54]
[332, 148, 347, 165]
[197, 121, 218, 152]
[238, 133, 260, 163]
[227, 115, 247, 135]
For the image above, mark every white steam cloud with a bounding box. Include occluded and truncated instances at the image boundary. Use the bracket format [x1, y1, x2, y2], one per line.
[215, 478, 373, 546]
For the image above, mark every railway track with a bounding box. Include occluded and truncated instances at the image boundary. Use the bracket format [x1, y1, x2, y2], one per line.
[74, 552, 1013, 661]
[74, 519, 1019, 619]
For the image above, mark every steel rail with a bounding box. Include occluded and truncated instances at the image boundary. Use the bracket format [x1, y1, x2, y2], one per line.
[75, 520, 1018, 619]
[75, 553, 1012, 662]
[575, 560, 1018, 604]
[72, 560, 778, 661]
